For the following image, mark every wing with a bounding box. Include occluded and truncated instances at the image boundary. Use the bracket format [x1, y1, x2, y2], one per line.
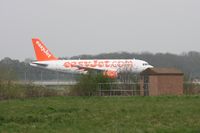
[74, 65, 100, 72]
[75, 65, 118, 78]
[75, 65, 116, 72]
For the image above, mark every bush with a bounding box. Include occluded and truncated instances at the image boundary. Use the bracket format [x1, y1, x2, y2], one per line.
[0, 81, 68, 100]
[184, 82, 200, 95]
[25, 84, 59, 98]
[70, 73, 114, 96]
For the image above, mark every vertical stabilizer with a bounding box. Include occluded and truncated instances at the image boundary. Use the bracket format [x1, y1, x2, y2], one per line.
[32, 38, 57, 61]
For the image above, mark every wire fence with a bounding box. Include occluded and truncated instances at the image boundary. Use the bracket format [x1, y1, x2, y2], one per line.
[97, 82, 142, 96]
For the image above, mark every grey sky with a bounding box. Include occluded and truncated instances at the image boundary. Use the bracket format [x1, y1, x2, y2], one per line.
[0, 0, 200, 61]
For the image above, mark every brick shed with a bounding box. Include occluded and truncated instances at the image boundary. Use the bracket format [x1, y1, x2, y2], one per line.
[140, 68, 184, 96]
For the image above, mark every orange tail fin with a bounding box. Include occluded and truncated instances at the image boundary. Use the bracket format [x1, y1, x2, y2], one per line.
[32, 38, 58, 61]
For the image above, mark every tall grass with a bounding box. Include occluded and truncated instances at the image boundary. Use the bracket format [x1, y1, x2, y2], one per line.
[0, 80, 68, 100]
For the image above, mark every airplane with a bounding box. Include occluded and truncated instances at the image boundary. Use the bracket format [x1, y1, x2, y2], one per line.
[30, 38, 153, 78]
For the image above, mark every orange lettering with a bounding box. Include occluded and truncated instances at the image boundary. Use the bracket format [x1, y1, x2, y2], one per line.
[71, 62, 77, 67]
[90, 60, 97, 67]
[104, 61, 110, 67]
[98, 61, 104, 67]
[64, 62, 71, 68]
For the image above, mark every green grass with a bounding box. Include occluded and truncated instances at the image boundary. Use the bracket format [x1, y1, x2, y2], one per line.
[0, 96, 200, 133]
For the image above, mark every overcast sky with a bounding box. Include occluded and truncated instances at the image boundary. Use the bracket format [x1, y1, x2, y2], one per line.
[0, 0, 200, 61]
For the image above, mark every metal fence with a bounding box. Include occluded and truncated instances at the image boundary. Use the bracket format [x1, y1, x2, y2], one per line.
[184, 82, 200, 95]
[98, 82, 143, 96]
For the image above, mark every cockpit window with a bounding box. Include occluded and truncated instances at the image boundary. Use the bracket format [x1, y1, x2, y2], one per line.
[143, 63, 149, 66]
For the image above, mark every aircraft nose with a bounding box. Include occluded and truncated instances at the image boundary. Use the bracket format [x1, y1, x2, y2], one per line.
[148, 65, 153, 68]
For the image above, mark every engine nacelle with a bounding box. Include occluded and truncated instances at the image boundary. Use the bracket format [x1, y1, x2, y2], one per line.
[103, 70, 118, 78]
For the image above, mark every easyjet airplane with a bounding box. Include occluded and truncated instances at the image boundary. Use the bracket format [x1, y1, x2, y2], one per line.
[30, 38, 153, 78]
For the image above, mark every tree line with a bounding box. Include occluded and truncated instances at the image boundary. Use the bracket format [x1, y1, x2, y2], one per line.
[1, 51, 200, 81]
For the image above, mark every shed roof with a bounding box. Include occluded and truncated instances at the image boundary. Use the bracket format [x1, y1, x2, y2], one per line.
[140, 68, 184, 75]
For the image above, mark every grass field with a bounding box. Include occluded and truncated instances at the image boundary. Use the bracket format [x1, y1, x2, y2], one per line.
[0, 96, 200, 133]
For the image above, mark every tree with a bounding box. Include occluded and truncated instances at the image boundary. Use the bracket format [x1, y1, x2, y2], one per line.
[70, 72, 114, 96]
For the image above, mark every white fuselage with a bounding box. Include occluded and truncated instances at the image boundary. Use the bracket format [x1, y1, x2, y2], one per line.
[30, 59, 153, 74]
